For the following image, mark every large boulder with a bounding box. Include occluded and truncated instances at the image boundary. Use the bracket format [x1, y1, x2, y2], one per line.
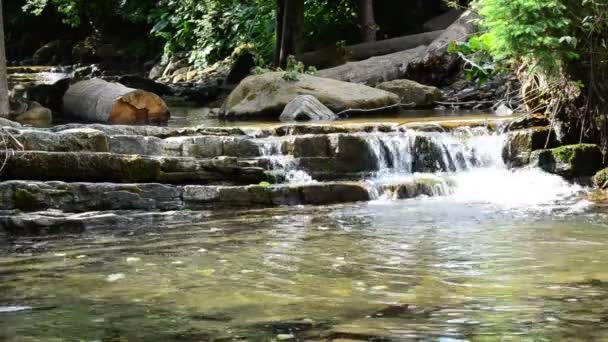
[279, 95, 337, 122]
[221, 72, 400, 119]
[530, 144, 603, 178]
[376, 79, 443, 108]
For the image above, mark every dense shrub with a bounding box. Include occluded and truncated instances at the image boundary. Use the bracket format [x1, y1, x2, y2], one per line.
[474, 0, 608, 143]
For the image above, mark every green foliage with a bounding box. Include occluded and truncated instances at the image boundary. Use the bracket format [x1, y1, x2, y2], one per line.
[23, 0, 359, 67]
[448, 33, 496, 83]
[149, 0, 276, 67]
[474, 0, 608, 144]
[281, 56, 318, 81]
[473, 0, 608, 79]
[23, 0, 156, 28]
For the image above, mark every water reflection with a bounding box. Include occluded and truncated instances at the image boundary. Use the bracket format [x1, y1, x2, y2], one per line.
[1, 201, 608, 341]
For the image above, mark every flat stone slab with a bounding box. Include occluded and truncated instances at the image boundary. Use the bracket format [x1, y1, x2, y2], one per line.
[0, 177, 454, 235]
[0, 151, 268, 184]
[0, 210, 213, 236]
[0, 180, 372, 214]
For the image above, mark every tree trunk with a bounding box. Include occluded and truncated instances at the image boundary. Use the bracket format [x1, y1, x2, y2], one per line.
[316, 45, 427, 86]
[316, 11, 478, 87]
[273, 0, 285, 67]
[296, 30, 442, 69]
[358, 0, 377, 42]
[278, 0, 304, 68]
[62, 78, 170, 125]
[0, 0, 9, 118]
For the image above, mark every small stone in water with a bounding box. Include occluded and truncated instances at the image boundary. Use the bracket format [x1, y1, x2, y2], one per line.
[197, 248, 208, 253]
[171, 261, 184, 265]
[0, 306, 32, 313]
[277, 334, 295, 340]
[54, 253, 67, 257]
[106, 273, 126, 282]
[371, 285, 388, 291]
[198, 269, 215, 277]
[76, 255, 87, 259]
[126, 257, 141, 263]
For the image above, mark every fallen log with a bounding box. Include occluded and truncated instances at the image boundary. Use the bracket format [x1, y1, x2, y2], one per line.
[315, 11, 478, 87]
[296, 30, 442, 69]
[316, 45, 427, 86]
[62, 78, 170, 125]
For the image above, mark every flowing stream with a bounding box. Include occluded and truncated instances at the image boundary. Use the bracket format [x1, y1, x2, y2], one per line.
[2, 127, 607, 341]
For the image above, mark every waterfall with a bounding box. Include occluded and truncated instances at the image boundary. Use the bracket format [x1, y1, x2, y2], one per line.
[254, 127, 584, 207]
[362, 127, 501, 176]
[256, 137, 315, 184]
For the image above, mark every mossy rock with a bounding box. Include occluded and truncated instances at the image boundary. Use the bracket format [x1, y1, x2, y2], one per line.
[13, 189, 44, 211]
[593, 168, 608, 189]
[531, 144, 603, 178]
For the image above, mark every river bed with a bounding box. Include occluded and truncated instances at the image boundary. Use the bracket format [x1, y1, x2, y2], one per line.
[1, 176, 607, 341]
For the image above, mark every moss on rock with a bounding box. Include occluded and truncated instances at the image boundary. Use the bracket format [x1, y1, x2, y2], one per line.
[13, 189, 42, 211]
[593, 168, 608, 189]
[531, 144, 604, 178]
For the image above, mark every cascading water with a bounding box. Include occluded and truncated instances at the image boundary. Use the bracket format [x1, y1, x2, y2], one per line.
[364, 128, 584, 207]
[256, 137, 315, 184]
[255, 127, 585, 207]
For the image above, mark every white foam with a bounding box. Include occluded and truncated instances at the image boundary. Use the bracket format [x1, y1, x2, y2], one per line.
[257, 127, 587, 208]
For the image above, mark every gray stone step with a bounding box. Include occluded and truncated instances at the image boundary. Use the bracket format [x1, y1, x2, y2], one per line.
[1, 178, 449, 213]
[0, 151, 268, 184]
[0, 180, 370, 213]
[0, 177, 453, 235]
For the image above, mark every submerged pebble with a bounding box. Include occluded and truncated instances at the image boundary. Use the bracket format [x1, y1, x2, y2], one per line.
[106, 273, 126, 282]
[0, 306, 32, 313]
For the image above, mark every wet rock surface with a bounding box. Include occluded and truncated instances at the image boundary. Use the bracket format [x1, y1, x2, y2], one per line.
[279, 95, 337, 122]
[502, 127, 559, 167]
[376, 79, 444, 108]
[530, 144, 604, 179]
[221, 72, 400, 119]
[0, 118, 553, 235]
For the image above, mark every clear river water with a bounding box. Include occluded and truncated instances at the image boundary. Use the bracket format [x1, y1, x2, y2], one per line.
[2, 127, 608, 341]
[3, 68, 608, 341]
